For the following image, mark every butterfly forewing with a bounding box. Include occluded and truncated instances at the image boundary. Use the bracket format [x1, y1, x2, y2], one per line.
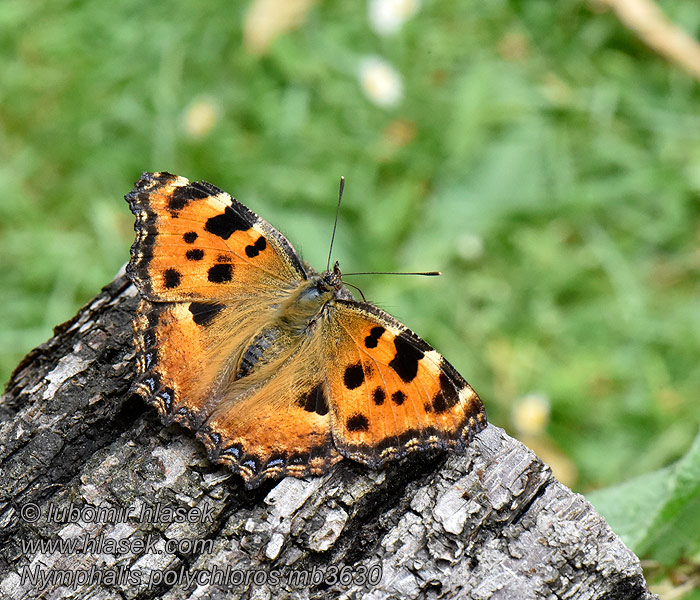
[322, 301, 486, 467]
[127, 171, 305, 302]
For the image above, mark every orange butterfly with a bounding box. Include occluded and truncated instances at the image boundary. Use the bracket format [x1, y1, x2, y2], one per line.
[126, 172, 486, 488]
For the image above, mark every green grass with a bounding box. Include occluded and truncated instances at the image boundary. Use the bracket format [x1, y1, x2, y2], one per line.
[1, 0, 699, 593]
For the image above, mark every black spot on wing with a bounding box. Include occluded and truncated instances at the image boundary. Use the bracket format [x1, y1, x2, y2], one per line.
[168, 198, 188, 212]
[364, 326, 385, 349]
[245, 236, 267, 258]
[388, 331, 424, 383]
[183, 231, 198, 244]
[344, 363, 365, 390]
[208, 263, 233, 283]
[188, 302, 226, 326]
[186, 249, 204, 261]
[373, 388, 385, 405]
[432, 371, 461, 413]
[163, 268, 181, 288]
[205, 205, 254, 240]
[168, 183, 210, 211]
[391, 390, 406, 405]
[346, 413, 369, 432]
[298, 383, 329, 416]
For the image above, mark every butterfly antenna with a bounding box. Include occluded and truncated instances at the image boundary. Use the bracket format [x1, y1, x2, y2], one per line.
[342, 280, 367, 302]
[343, 271, 442, 277]
[327, 176, 345, 272]
[341, 271, 440, 300]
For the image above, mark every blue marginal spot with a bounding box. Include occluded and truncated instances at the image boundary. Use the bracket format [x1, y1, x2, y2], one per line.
[222, 446, 240, 458]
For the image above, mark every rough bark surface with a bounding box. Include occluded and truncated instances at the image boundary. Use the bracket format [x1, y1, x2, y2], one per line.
[0, 274, 657, 600]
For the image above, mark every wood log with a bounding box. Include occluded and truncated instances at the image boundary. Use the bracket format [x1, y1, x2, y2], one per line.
[0, 274, 658, 599]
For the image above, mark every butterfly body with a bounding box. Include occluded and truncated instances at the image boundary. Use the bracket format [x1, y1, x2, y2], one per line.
[236, 264, 348, 377]
[126, 172, 486, 488]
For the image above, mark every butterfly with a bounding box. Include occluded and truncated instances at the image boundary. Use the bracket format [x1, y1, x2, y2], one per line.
[125, 172, 486, 489]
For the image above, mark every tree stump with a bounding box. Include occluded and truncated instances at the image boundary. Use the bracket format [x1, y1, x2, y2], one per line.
[0, 274, 658, 599]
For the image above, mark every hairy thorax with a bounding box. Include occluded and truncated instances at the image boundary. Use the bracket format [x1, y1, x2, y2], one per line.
[236, 267, 350, 379]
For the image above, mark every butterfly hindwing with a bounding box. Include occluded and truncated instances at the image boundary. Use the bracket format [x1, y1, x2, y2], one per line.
[196, 333, 341, 488]
[323, 300, 486, 467]
[131, 295, 277, 431]
[132, 290, 343, 489]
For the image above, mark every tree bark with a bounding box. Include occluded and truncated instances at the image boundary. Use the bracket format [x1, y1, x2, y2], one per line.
[0, 273, 657, 600]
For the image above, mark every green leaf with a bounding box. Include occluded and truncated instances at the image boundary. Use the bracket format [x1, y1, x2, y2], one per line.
[589, 426, 700, 564]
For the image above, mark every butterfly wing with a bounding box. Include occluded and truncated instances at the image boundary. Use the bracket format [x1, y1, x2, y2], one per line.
[126, 172, 308, 430]
[322, 300, 486, 467]
[197, 331, 341, 488]
[127, 171, 306, 302]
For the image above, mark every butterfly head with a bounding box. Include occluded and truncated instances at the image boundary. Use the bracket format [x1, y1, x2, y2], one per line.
[321, 260, 343, 288]
[288, 262, 351, 328]
[312, 260, 351, 301]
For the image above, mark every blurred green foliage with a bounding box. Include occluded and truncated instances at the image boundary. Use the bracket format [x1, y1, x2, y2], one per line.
[590, 426, 700, 565]
[1, 0, 699, 592]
